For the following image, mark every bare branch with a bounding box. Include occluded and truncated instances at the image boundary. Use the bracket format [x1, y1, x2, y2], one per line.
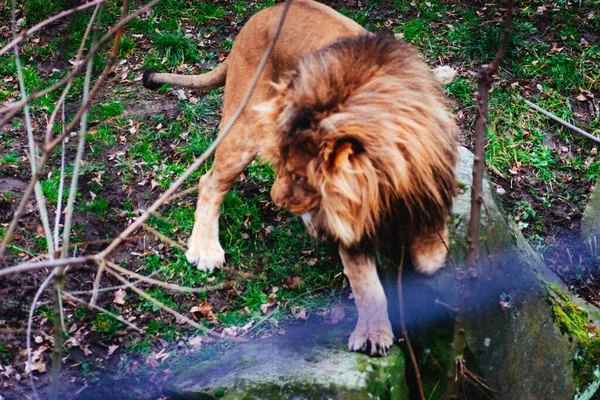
[96, 0, 293, 259]
[0, 0, 106, 57]
[45, 3, 102, 146]
[104, 268, 235, 341]
[0, 256, 92, 278]
[0, 152, 48, 259]
[104, 259, 235, 294]
[60, 3, 105, 259]
[26, 271, 56, 400]
[61, 291, 143, 333]
[12, 0, 55, 256]
[397, 248, 426, 400]
[447, 0, 514, 398]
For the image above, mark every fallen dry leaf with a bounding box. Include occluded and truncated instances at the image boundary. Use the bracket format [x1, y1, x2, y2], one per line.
[107, 345, 119, 357]
[190, 301, 217, 322]
[221, 321, 254, 338]
[329, 304, 346, 325]
[292, 308, 308, 320]
[260, 293, 278, 315]
[283, 276, 302, 290]
[113, 289, 126, 305]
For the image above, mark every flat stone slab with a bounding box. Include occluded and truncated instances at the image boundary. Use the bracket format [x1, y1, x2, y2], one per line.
[164, 313, 407, 399]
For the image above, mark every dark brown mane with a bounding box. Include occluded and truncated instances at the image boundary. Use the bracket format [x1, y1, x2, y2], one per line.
[261, 34, 458, 248]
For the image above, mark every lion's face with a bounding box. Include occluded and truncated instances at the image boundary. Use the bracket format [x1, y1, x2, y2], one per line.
[270, 134, 320, 216]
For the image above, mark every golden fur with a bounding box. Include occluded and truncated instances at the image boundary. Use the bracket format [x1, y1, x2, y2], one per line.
[143, 0, 458, 356]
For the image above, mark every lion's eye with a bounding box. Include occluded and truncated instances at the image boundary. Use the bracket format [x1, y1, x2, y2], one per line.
[292, 173, 306, 183]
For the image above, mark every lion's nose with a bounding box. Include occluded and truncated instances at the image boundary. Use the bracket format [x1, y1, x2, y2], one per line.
[270, 182, 286, 207]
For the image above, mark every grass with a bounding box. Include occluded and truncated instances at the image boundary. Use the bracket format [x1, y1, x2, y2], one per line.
[1, 0, 599, 390]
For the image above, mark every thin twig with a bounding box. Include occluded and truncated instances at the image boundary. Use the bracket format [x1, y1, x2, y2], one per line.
[104, 268, 233, 341]
[61, 291, 143, 333]
[45, 3, 102, 147]
[90, 260, 106, 307]
[0, 0, 106, 57]
[104, 259, 234, 294]
[142, 223, 186, 252]
[523, 99, 600, 145]
[0, 152, 49, 259]
[61, 2, 105, 259]
[0, 256, 92, 277]
[53, 106, 67, 247]
[12, 0, 55, 257]
[464, 367, 506, 394]
[166, 186, 198, 203]
[397, 247, 426, 400]
[26, 271, 56, 400]
[96, 0, 293, 259]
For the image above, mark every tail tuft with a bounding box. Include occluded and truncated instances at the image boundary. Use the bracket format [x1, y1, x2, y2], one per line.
[143, 69, 162, 90]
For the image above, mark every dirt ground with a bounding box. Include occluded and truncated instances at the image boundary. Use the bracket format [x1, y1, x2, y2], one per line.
[1, 0, 600, 398]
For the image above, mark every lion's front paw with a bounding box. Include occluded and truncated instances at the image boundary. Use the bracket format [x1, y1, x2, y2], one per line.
[185, 243, 225, 272]
[348, 319, 394, 356]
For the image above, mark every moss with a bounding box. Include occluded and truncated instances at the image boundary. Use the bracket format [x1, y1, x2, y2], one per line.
[226, 381, 367, 399]
[363, 350, 409, 400]
[548, 285, 600, 388]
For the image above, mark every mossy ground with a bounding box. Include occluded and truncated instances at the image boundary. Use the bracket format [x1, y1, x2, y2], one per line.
[549, 284, 600, 388]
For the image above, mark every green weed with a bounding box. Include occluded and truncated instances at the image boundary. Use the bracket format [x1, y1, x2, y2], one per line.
[151, 31, 199, 66]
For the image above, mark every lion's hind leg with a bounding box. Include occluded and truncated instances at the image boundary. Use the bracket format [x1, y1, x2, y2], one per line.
[410, 226, 449, 275]
[340, 247, 394, 356]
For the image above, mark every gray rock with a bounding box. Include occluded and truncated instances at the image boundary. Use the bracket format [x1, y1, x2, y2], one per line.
[164, 315, 408, 399]
[581, 183, 600, 240]
[436, 147, 582, 399]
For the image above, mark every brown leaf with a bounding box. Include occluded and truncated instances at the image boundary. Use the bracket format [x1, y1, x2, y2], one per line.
[292, 308, 308, 320]
[221, 321, 254, 338]
[283, 276, 302, 290]
[329, 304, 346, 325]
[577, 94, 588, 102]
[113, 289, 126, 305]
[107, 345, 119, 357]
[260, 293, 278, 315]
[190, 301, 216, 322]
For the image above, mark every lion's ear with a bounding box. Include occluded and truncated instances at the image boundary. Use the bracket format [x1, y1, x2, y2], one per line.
[326, 136, 365, 169]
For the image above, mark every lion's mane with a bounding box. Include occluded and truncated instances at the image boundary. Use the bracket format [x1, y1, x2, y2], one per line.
[260, 34, 458, 248]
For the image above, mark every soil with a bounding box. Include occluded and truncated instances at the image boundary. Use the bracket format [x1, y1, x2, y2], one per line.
[1, 0, 600, 399]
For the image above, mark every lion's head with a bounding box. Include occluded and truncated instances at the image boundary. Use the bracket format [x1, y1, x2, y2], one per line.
[259, 34, 458, 248]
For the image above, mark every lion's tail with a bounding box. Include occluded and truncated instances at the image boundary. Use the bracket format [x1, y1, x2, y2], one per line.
[142, 59, 228, 91]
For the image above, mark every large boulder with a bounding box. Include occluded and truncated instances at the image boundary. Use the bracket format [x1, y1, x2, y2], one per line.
[163, 314, 408, 399]
[424, 146, 598, 399]
[581, 182, 600, 241]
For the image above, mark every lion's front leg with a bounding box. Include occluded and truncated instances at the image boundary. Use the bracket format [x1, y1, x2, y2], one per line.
[186, 172, 226, 272]
[339, 247, 394, 356]
[186, 136, 257, 272]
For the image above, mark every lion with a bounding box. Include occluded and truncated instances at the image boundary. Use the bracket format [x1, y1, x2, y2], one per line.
[143, 0, 458, 356]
